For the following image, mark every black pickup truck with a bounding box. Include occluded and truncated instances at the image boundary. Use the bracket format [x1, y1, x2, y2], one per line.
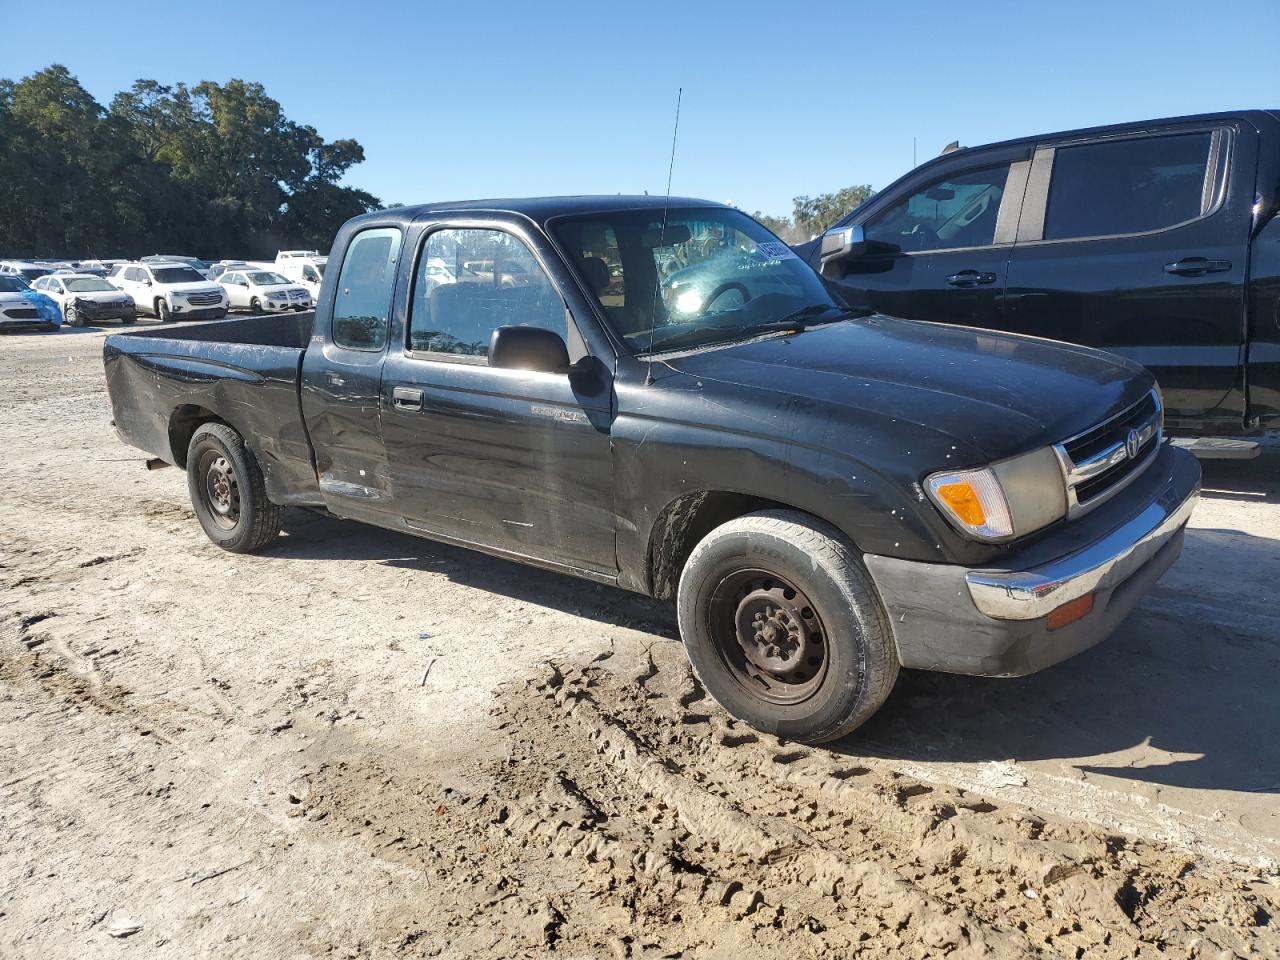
[797, 110, 1280, 448]
[105, 197, 1200, 742]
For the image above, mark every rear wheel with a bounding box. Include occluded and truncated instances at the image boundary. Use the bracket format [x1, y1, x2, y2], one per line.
[676, 510, 899, 743]
[121, 315, 137, 325]
[186, 422, 284, 553]
[156, 298, 172, 322]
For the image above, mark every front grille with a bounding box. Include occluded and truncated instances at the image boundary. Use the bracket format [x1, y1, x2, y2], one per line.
[287, 290, 308, 300]
[3, 308, 39, 319]
[1062, 391, 1159, 464]
[186, 292, 221, 306]
[1054, 389, 1162, 515]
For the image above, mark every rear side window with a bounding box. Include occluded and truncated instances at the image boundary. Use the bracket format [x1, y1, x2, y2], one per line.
[864, 165, 1011, 252]
[408, 228, 566, 358]
[1043, 132, 1214, 240]
[332, 227, 402, 351]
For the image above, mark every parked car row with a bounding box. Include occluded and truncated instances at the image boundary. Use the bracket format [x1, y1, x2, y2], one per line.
[0, 249, 319, 332]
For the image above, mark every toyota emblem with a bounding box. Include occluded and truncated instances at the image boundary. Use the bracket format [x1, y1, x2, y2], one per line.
[1125, 428, 1141, 460]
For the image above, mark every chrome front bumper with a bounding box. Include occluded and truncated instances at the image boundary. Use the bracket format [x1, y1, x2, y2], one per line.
[966, 473, 1199, 620]
[864, 443, 1201, 677]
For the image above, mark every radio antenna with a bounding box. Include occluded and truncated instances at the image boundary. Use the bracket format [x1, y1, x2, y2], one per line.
[645, 86, 682, 385]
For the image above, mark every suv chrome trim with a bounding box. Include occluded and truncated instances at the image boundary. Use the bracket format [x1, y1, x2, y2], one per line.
[967, 472, 1198, 620]
[1053, 389, 1162, 518]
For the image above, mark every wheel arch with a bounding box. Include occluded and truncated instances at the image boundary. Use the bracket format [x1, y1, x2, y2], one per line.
[168, 404, 227, 468]
[646, 490, 858, 601]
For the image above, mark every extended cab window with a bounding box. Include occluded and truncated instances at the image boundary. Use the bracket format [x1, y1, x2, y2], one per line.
[408, 228, 566, 358]
[1042, 132, 1214, 240]
[333, 227, 402, 351]
[864, 165, 1010, 252]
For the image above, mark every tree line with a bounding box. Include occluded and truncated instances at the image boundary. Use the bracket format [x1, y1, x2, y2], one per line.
[754, 184, 876, 244]
[0, 65, 380, 260]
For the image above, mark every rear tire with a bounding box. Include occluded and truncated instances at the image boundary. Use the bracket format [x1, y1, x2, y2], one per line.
[156, 298, 172, 322]
[676, 509, 899, 743]
[186, 422, 284, 553]
[121, 315, 137, 325]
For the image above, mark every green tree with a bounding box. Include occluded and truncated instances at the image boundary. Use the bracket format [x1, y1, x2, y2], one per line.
[752, 184, 876, 245]
[0, 65, 380, 260]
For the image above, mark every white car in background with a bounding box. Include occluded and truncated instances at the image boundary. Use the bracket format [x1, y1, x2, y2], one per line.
[0, 274, 59, 332]
[30, 273, 137, 326]
[0, 260, 54, 283]
[273, 256, 327, 300]
[109, 261, 228, 321]
[275, 249, 321, 261]
[217, 268, 313, 313]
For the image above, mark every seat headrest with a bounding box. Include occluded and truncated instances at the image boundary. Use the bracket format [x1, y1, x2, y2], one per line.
[578, 256, 610, 294]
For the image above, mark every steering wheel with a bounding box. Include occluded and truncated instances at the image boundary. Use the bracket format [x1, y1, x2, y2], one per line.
[699, 281, 752, 316]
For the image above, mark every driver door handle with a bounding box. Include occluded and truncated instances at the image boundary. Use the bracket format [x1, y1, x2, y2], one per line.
[945, 270, 997, 287]
[1164, 257, 1232, 276]
[391, 386, 424, 411]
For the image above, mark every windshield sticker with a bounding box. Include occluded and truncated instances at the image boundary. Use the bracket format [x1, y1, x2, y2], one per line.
[752, 241, 797, 261]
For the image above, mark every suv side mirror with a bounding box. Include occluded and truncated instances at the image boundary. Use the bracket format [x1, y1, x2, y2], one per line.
[489, 325, 570, 373]
[819, 224, 867, 266]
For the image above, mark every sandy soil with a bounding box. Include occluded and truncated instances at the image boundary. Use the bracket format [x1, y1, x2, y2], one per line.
[1, 324, 1277, 958]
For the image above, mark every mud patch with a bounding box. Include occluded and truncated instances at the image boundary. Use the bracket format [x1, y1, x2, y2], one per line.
[294, 644, 1277, 958]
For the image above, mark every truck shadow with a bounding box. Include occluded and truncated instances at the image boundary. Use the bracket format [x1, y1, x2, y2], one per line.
[274, 509, 678, 637]
[840, 522, 1280, 796]
[273, 507, 1278, 796]
[1195, 446, 1280, 504]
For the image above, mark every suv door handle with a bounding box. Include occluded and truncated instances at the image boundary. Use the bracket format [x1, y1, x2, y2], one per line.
[391, 386, 424, 411]
[1164, 257, 1232, 276]
[945, 270, 997, 287]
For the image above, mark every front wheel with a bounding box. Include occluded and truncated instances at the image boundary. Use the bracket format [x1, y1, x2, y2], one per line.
[156, 298, 172, 322]
[250, 297, 261, 314]
[186, 422, 284, 553]
[65, 305, 85, 327]
[676, 510, 899, 743]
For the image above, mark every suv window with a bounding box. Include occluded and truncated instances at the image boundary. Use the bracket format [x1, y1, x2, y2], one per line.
[864, 165, 1011, 252]
[1042, 131, 1214, 241]
[332, 227, 402, 351]
[408, 228, 566, 358]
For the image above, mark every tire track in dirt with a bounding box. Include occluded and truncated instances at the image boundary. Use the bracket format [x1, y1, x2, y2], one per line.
[289, 644, 1277, 958]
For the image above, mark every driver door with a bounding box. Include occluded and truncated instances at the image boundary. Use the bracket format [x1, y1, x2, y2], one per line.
[819, 149, 1029, 329]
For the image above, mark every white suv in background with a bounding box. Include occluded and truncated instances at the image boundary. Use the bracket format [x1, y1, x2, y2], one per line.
[109, 262, 228, 321]
[273, 256, 326, 300]
[217, 268, 313, 313]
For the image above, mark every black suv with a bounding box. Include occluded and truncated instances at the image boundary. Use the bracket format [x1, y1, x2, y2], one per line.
[796, 110, 1280, 442]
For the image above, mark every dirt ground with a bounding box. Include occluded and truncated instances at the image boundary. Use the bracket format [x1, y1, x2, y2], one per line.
[1, 323, 1278, 959]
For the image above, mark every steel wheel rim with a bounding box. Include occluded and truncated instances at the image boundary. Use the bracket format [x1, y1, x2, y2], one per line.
[707, 568, 829, 706]
[199, 450, 240, 531]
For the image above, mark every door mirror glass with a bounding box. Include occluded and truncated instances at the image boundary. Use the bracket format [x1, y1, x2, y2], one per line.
[488, 325, 570, 373]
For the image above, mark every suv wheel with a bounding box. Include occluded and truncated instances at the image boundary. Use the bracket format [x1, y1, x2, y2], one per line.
[676, 509, 899, 743]
[156, 298, 172, 322]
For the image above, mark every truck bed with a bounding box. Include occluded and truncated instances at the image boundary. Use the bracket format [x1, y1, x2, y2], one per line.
[103, 313, 321, 505]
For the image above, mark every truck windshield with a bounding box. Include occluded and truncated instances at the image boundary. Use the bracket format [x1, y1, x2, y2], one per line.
[551, 206, 853, 354]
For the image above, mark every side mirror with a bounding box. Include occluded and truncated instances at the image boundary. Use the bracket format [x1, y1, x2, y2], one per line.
[819, 224, 867, 265]
[488, 325, 570, 373]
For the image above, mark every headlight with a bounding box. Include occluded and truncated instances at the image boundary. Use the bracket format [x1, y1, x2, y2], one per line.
[926, 447, 1066, 542]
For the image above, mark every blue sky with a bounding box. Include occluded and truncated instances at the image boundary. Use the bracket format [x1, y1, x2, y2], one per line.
[4, 0, 1277, 216]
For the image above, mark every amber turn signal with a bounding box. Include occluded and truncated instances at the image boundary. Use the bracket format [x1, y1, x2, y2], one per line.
[1046, 593, 1095, 631]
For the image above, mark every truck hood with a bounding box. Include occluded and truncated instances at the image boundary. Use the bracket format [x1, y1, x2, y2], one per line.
[668, 314, 1154, 462]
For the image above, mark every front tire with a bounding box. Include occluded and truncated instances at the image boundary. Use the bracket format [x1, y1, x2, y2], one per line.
[65, 305, 86, 327]
[186, 423, 284, 553]
[156, 298, 172, 322]
[250, 297, 261, 314]
[676, 510, 899, 743]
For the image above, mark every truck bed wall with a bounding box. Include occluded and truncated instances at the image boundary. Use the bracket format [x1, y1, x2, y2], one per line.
[104, 313, 321, 506]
